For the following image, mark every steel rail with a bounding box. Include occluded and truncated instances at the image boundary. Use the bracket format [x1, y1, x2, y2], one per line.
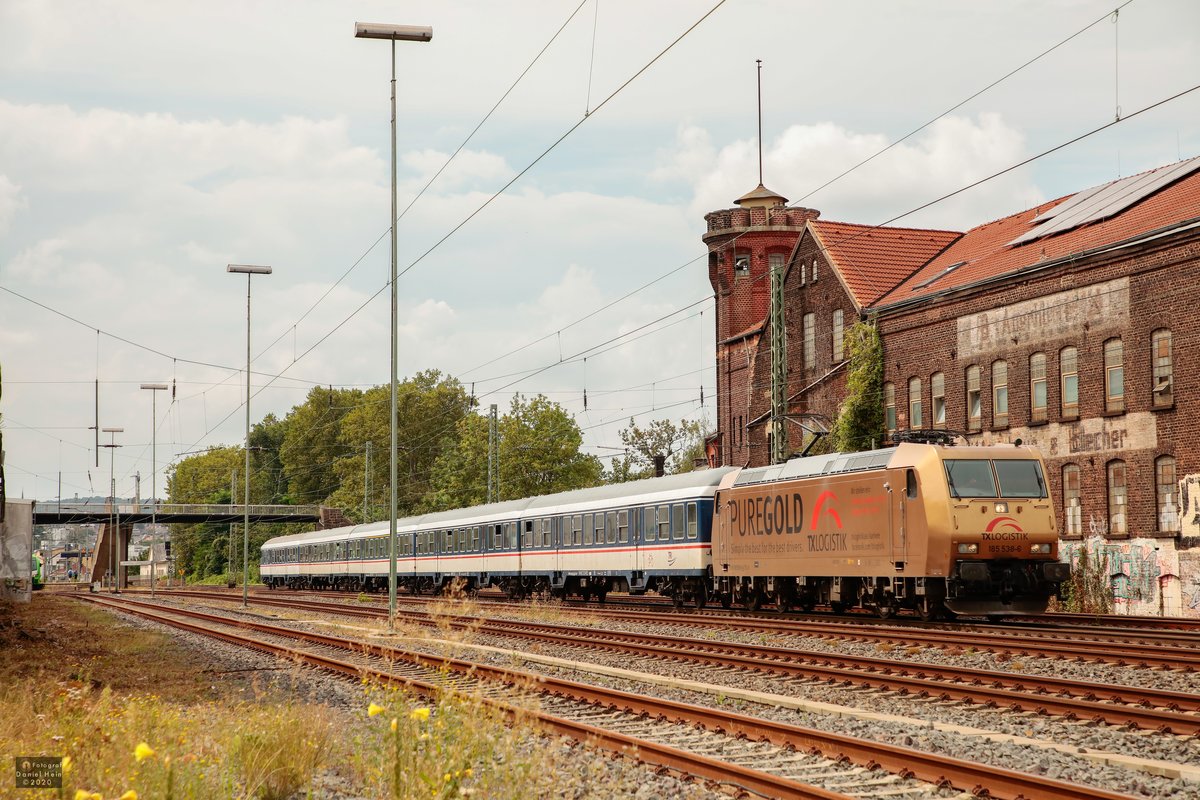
[84, 594, 1141, 800]
[149, 589, 1200, 726]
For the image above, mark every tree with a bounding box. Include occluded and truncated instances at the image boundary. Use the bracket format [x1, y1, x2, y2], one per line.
[423, 394, 602, 510]
[829, 321, 886, 454]
[327, 370, 472, 521]
[165, 446, 243, 580]
[278, 385, 364, 505]
[606, 417, 709, 483]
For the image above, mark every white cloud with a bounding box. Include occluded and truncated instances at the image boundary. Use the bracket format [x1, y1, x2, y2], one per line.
[671, 113, 1041, 231]
[0, 174, 25, 234]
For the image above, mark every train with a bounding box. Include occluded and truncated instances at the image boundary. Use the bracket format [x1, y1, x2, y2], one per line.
[260, 442, 1071, 619]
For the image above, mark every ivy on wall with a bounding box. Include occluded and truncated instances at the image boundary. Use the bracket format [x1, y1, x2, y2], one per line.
[829, 321, 885, 454]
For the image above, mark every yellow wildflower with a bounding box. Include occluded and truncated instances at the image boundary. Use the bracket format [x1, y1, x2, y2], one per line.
[444, 772, 451, 783]
[73, 791, 95, 800]
[133, 742, 155, 762]
[119, 792, 139, 800]
[61, 756, 72, 774]
[368, 703, 385, 718]
[409, 707, 431, 722]
[390, 718, 398, 732]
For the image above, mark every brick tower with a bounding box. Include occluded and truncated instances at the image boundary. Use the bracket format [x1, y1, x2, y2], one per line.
[704, 185, 818, 466]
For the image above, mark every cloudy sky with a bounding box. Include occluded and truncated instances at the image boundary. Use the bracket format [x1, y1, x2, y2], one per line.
[1, 0, 1197, 503]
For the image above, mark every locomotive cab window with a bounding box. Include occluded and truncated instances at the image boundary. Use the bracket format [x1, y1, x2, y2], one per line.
[906, 469, 918, 499]
[993, 459, 1047, 498]
[944, 460, 997, 498]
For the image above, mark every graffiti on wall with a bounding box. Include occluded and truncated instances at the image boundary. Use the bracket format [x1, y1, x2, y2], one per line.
[1060, 537, 1178, 605]
[1180, 551, 1200, 611]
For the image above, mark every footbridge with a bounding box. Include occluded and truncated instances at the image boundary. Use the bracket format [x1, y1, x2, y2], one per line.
[33, 502, 324, 526]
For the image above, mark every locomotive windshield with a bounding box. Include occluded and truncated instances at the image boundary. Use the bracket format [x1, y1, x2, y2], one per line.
[993, 459, 1047, 498]
[944, 460, 996, 498]
[945, 458, 1047, 499]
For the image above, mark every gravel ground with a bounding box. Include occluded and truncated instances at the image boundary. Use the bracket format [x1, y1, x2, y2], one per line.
[117, 596, 1200, 799]
[100, 603, 732, 800]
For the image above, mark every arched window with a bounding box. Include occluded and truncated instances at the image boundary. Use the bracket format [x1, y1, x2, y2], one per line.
[966, 365, 981, 431]
[931, 372, 946, 429]
[802, 313, 816, 368]
[1060, 347, 1078, 418]
[1062, 464, 1082, 537]
[908, 377, 923, 429]
[831, 309, 844, 361]
[1030, 353, 1047, 423]
[1107, 460, 1127, 536]
[992, 360, 1008, 427]
[1156, 455, 1179, 534]
[1104, 338, 1124, 413]
[1152, 329, 1173, 407]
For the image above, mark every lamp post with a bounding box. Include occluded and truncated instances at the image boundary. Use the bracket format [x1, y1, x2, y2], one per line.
[100, 427, 123, 592]
[354, 21, 433, 629]
[227, 263, 272, 609]
[141, 383, 168, 597]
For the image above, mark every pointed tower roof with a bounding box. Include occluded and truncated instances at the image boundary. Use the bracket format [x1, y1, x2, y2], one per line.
[735, 183, 788, 209]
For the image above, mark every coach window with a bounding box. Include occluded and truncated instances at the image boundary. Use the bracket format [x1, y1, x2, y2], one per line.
[643, 508, 655, 542]
[594, 514, 605, 545]
[1060, 347, 1079, 418]
[966, 365, 981, 431]
[508, 522, 518, 549]
[908, 377, 922, 429]
[542, 519, 553, 548]
[658, 505, 671, 540]
[672, 503, 685, 540]
[472, 526, 481, 552]
[570, 515, 581, 545]
[687, 503, 698, 539]
[1063, 465, 1082, 536]
[832, 309, 844, 362]
[992, 360, 1008, 427]
[1030, 353, 1047, 423]
[1104, 339, 1124, 413]
[605, 511, 617, 544]
[1152, 329, 1173, 407]
[523, 521, 533, 549]
[618, 510, 630, 543]
[1156, 456, 1180, 534]
[931, 372, 946, 429]
[579, 513, 591, 545]
[1107, 460, 1127, 536]
[884, 383, 896, 433]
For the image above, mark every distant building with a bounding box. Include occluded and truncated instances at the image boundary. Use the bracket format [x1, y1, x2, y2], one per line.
[704, 156, 1200, 616]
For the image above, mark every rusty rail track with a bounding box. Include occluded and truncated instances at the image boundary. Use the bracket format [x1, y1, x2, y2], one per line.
[80, 593, 1142, 800]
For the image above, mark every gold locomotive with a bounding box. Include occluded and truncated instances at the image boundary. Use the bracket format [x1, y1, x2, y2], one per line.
[711, 443, 1069, 620]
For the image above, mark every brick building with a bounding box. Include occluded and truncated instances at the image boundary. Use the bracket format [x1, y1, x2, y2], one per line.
[704, 156, 1200, 616]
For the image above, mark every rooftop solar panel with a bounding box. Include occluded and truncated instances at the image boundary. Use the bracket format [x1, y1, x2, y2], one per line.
[1008, 156, 1200, 247]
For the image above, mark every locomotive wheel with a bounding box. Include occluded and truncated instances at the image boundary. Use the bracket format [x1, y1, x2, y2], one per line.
[747, 591, 763, 612]
[829, 601, 847, 615]
[917, 599, 936, 622]
[596, 588, 607, 604]
[876, 602, 897, 620]
[694, 590, 707, 610]
[719, 593, 732, 609]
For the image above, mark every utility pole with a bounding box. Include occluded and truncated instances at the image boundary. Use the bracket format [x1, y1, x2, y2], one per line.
[770, 251, 788, 464]
[363, 441, 371, 521]
[487, 404, 498, 503]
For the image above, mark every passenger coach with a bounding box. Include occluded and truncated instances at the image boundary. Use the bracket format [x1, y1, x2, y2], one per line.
[261, 467, 736, 607]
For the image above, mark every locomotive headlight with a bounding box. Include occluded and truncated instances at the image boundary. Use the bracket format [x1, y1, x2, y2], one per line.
[957, 543, 978, 554]
[1030, 543, 1052, 554]
[994, 502, 1008, 514]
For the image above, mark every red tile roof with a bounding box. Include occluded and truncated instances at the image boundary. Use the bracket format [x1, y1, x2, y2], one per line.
[810, 220, 960, 308]
[875, 161, 1200, 308]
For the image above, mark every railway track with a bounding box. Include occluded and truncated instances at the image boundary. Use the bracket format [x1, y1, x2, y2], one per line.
[131, 589, 1200, 736]
[78, 593, 1146, 800]
[152, 586, 1200, 670]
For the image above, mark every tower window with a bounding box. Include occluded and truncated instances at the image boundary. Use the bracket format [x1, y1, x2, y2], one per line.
[734, 253, 750, 277]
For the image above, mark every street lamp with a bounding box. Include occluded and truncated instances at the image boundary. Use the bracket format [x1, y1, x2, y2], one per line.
[141, 383, 168, 598]
[100, 427, 123, 592]
[227, 263, 272, 609]
[354, 20, 433, 630]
